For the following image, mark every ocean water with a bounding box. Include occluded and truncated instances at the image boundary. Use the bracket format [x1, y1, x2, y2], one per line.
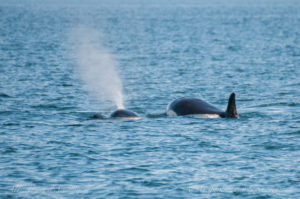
[0, 0, 299, 198]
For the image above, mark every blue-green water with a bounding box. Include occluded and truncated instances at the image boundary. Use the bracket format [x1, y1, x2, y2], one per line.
[1, 1, 299, 198]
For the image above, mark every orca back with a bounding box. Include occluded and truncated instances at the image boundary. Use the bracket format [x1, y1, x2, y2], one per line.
[167, 97, 224, 116]
[110, 109, 139, 118]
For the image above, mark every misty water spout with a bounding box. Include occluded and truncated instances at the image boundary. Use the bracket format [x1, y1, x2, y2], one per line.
[72, 27, 124, 109]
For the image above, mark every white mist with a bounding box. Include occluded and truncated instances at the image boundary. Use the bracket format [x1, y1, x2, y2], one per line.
[71, 27, 124, 109]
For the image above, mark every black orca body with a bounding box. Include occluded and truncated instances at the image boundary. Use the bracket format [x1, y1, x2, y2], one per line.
[166, 93, 238, 118]
[110, 109, 139, 118]
[92, 113, 104, 119]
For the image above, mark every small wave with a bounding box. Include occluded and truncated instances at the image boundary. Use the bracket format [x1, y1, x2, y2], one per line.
[264, 144, 283, 150]
[231, 112, 266, 119]
[205, 162, 223, 167]
[198, 141, 219, 148]
[239, 166, 255, 170]
[0, 93, 12, 98]
[47, 140, 72, 146]
[287, 102, 299, 107]
[211, 56, 225, 61]
[68, 152, 82, 157]
[31, 104, 77, 110]
[62, 83, 73, 87]
[65, 123, 83, 127]
[58, 106, 78, 110]
[146, 112, 166, 118]
[118, 167, 150, 173]
[286, 83, 300, 87]
[252, 142, 296, 151]
[252, 102, 298, 108]
[31, 104, 60, 109]
[0, 110, 13, 115]
[237, 98, 255, 102]
[142, 180, 167, 187]
[227, 45, 240, 52]
[2, 146, 17, 154]
[2, 122, 20, 126]
[290, 130, 300, 135]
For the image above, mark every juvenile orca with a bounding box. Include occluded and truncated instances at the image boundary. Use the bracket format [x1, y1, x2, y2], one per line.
[92, 113, 104, 119]
[166, 93, 238, 118]
[110, 109, 140, 118]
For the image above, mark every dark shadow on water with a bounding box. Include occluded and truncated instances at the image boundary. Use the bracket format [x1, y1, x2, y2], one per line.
[0, 93, 12, 98]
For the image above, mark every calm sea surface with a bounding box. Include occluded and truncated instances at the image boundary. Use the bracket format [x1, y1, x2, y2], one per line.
[0, 0, 299, 198]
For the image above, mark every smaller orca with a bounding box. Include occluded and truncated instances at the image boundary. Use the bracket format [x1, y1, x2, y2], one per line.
[92, 113, 104, 119]
[110, 109, 140, 119]
[166, 93, 238, 118]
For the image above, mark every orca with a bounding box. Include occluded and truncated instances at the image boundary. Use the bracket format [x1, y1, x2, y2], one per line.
[110, 109, 140, 118]
[166, 93, 238, 118]
[92, 113, 104, 119]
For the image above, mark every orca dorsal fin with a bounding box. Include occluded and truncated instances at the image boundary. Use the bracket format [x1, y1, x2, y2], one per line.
[225, 93, 238, 118]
